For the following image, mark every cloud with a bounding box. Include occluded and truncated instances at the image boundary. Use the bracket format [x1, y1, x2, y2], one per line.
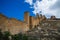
[50, 0, 60, 9]
[50, 0, 60, 18]
[25, 0, 60, 18]
[25, 0, 33, 5]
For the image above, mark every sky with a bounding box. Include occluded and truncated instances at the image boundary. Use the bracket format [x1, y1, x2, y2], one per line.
[0, 0, 60, 20]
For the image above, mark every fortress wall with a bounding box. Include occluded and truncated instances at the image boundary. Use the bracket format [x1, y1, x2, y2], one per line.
[29, 16, 40, 29]
[1, 12, 60, 35]
[0, 14, 8, 32]
[4, 19, 29, 35]
[0, 12, 30, 35]
[0, 14, 7, 25]
[37, 18, 40, 25]
[34, 19, 37, 26]
[31, 17, 40, 28]
[0, 12, 46, 35]
[29, 16, 37, 29]
[29, 16, 33, 29]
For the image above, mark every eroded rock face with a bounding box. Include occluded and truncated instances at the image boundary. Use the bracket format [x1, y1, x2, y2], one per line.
[26, 20, 60, 40]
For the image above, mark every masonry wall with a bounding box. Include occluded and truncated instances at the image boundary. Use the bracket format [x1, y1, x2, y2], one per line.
[0, 14, 8, 32]
[0, 13, 30, 35]
[29, 16, 40, 29]
[0, 12, 44, 35]
[29, 16, 35, 29]
[4, 18, 30, 35]
[0, 12, 57, 35]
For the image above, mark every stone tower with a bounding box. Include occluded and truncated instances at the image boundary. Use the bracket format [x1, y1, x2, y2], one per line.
[39, 14, 42, 18]
[42, 15, 46, 20]
[50, 16, 56, 20]
[24, 11, 30, 26]
[36, 13, 39, 18]
[29, 16, 33, 29]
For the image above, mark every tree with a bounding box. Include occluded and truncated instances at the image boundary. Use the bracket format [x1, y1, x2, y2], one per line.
[0, 29, 3, 40]
[22, 34, 28, 40]
[3, 31, 11, 40]
[11, 33, 28, 40]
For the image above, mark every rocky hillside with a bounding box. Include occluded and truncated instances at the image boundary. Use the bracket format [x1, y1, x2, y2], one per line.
[26, 20, 60, 40]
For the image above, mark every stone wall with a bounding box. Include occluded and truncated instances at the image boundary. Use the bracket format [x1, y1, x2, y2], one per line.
[0, 12, 60, 35]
